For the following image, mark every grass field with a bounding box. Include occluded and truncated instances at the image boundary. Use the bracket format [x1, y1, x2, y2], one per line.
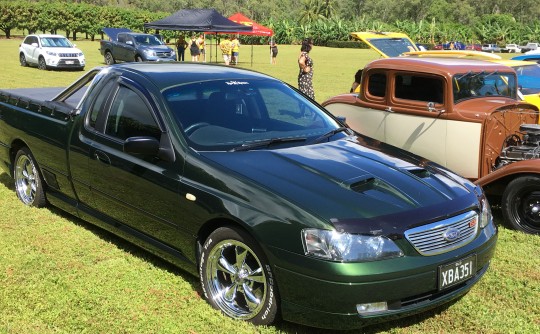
[0, 36, 539, 334]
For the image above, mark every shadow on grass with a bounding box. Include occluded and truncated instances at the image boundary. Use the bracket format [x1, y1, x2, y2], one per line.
[275, 299, 459, 334]
[0, 172, 200, 291]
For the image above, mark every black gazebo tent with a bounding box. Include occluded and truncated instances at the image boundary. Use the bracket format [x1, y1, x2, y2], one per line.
[144, 9, 254, 32]
[144, 9, 252, 62]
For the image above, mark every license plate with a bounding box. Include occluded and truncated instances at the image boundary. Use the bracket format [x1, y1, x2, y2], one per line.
[438, 254, 477, 290]
[66, 61, 74, 64]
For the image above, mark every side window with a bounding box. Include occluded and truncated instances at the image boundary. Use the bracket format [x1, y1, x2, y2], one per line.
[367, 73, 386, 97]
[87, 79, 115, 129]
[395, 74, 443, 103]
[105, 86, 161, 141]
[118, 34, 126, 43]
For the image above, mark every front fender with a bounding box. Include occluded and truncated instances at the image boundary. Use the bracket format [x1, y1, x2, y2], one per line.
[476, 159, 540, 188]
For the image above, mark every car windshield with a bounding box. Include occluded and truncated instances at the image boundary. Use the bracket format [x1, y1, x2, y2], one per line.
[163, 79, 345, 151]
[452, 71, 517, 103]
[514, 64, 540, 94]
[135, 35, 163, 46]
[367, 38, 416, 57]
[40, 37, 73, 48]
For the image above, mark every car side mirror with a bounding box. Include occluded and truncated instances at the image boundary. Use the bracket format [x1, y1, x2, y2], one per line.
[124, 136, 160, 156]
[126, 40, 133, 45]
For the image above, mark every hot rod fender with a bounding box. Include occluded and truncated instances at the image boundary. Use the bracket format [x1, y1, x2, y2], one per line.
[476, 159, 540, 193]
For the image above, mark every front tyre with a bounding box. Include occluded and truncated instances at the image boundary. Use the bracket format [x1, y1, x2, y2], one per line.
[502, 176, 540, 234]
[20, 53, 28, 67]
[14, 148, 46, 207]
[200, 227, 279, 325]
[38, 56, 47, 70]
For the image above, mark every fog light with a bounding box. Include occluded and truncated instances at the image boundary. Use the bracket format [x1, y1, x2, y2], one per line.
[356, 302, 388, 315]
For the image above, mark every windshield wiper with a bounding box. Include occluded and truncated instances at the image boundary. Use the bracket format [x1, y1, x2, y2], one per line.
[230, 137, 307, 152]
[309, 127, 352, 144]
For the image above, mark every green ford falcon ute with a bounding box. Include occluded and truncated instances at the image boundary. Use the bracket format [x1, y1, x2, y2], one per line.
[0, 63, 497, 329]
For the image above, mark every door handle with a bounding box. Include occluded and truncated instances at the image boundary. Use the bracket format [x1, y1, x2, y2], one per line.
[94, 151, 111, 166]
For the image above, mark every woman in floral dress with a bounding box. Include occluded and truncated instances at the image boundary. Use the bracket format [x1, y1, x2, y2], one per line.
[298, 38, 314, 99]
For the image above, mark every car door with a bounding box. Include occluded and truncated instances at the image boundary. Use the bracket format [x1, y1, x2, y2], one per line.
[118, 34, 135, 61]
[385, 72, 482, 179]
[23, 36, 39, 64]
[83, 79, 188, 249]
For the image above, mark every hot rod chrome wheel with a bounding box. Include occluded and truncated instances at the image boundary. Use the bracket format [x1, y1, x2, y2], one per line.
[200, 227, 278, 325]
[502, 176, 540, 235]
[14, 148, 46, 207]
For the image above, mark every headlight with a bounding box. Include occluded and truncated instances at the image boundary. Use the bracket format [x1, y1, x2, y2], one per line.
[46, 50, 57, 56]
[171, 50, 176, 56]
[479, 196, 492, 228]
[302, 229, 403, 262]
[143, 49, 156, 57]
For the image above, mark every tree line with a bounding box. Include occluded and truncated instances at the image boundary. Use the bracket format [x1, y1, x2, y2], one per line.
[1, 0, 540, 46]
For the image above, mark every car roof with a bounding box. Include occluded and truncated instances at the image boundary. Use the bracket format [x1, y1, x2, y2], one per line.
[366, 57, 515, 76]
[110, 62, 277, 91]
[31, 34, 68, 38]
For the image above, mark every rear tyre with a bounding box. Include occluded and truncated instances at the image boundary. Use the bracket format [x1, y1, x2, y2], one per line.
[38, 57, 47, 70]
[20, 53, 28, 67]
[104, 51, 115, 65]
[13, 148, 47, 207]
[502, 176, 540, 234]
[200, 226, 279, 325]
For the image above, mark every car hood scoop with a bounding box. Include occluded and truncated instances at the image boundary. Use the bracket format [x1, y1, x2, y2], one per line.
[201, 138, 475, 232]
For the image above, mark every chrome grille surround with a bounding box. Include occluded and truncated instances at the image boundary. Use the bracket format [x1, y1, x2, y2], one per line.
[404, 210, 479, 256]
[59, 53, 80, 57]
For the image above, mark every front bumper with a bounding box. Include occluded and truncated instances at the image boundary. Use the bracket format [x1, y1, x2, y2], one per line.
[47, 57, 85, 69]
[270, 222, 497, 330]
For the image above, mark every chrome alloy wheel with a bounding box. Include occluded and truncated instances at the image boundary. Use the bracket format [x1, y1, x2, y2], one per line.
[15, 154, 39, 205]
[206, 240, 267, 320]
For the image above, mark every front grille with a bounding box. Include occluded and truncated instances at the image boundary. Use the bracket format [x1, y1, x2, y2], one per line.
[156, 52, 172, 58]
[58, 59, 82, 66]
[404, 211, 478, 256]
[59, 53, 80, 57]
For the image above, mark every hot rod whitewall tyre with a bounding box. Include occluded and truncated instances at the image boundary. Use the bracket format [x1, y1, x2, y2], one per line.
[199, 227, 279, 325]
[14, 148, 46, 207]
[502, 176, 540, 234]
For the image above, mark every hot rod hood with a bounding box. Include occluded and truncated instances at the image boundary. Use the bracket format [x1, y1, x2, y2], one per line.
[201, 137, 479, 234]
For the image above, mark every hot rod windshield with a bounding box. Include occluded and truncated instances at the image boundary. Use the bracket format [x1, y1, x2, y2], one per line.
[452, 71, 517, 103]
[163, 79, 344, 151]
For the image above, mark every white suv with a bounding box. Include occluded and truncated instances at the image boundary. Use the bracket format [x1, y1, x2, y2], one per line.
[19, 34, 85, 70]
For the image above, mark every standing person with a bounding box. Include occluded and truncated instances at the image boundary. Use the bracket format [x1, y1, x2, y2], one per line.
[189, 35, 200, 62]
[298, 38, 314, 100]
[270, 41, 278, 64]
[197, 34, 205, 62]
[231, 36, 240, 65]
[219, 35, 232, 66]
[175, 35, 188, 61]
[350, 69, 363, 93]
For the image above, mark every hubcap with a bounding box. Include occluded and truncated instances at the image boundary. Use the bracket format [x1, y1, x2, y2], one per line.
[15, 155, 37, 205]
[521, 192, 540, 228]
[206, 240, 267, 320]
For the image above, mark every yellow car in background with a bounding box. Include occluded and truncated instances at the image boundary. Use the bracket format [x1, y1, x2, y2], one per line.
[351, 32, 540, 110]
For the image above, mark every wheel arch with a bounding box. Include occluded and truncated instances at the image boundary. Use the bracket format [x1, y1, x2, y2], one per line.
[9, 139, 30, 176]
[195, 216, 266, 269]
